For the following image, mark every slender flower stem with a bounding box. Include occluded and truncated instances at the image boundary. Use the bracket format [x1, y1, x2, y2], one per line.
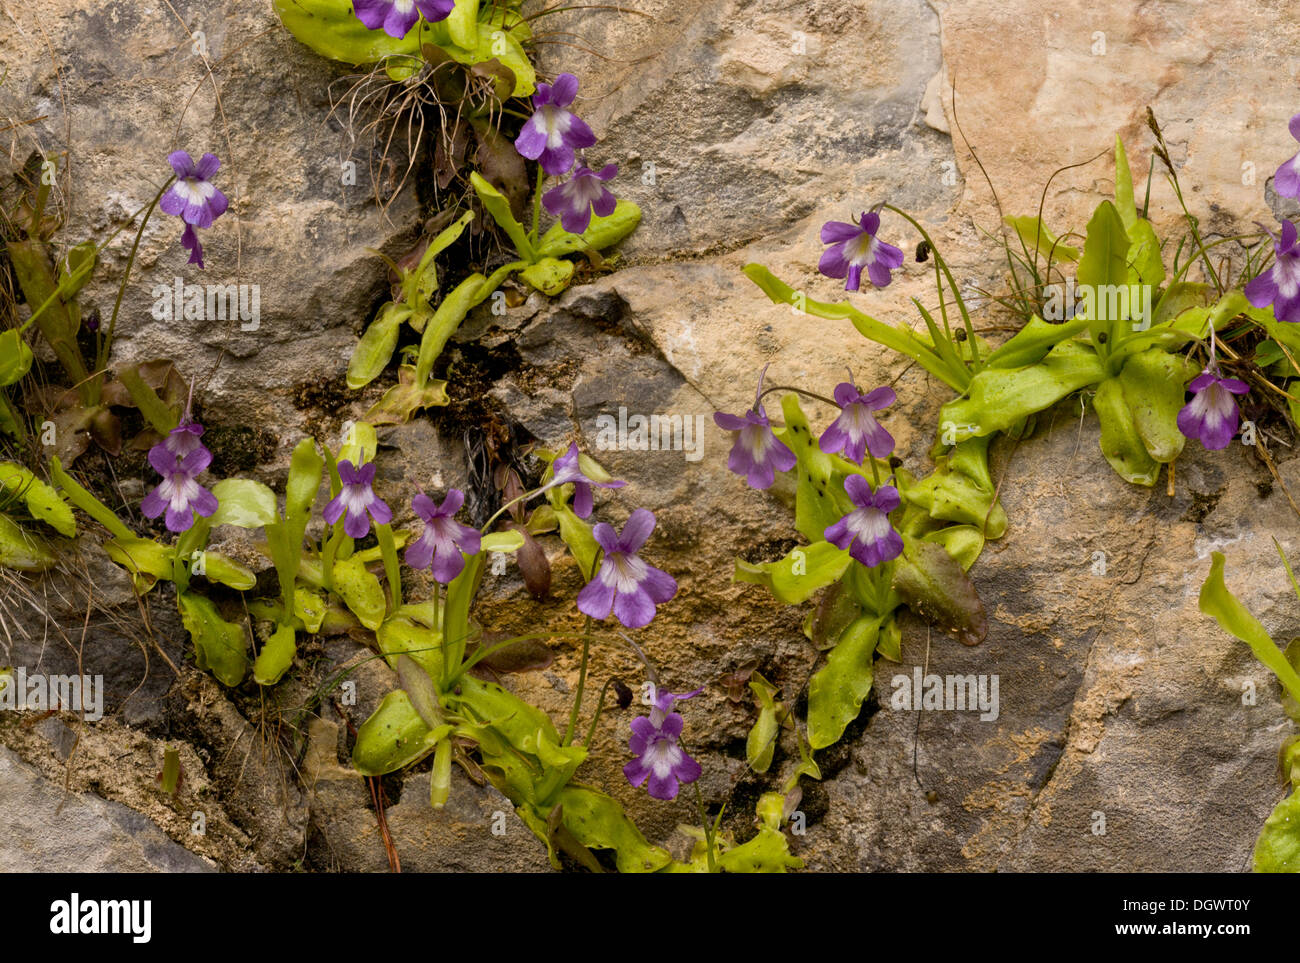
[563, 616, 594, 745]
[693, 781, 718, 873]
[320, 524, 345, 592]
[758, 385, 839, 408]
[480, 485, 547, 534]
[580, 676, 619, 747]
[446, 627, 637, 688]
[883, 204, 982, 369]
[95, 177, 175, 401]
[530, 165, 545, 244]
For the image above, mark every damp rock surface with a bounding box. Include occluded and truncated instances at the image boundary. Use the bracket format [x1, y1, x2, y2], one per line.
[1, 0, 1297, 872]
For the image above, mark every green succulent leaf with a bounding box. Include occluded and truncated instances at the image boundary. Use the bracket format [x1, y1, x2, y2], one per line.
[733, 540, 850, 605]
[0, 330, 34, 387]
[554, 502, 600, 582]
[984, 316, 1089, 370]
[177, 591, 248, 686]
[470, 172, 535, 261]
[273, 0, 423, 64]
[1113, 136, 1164, 288]
[348, 303, 413, 390]
[210, 479, 278, 529]
[535, 201, 643, 259]
[892, 536, 987, 646]
[252, 623, 297, 686]
[294, 588, 327, 633]
[436, 8, 536, 97]
[1093, 376, 1160, 485]
[332, 555, 387, 630]
[745, 673, 783, 774]
[519, 257, 575, 296]
[377, 614, 444, 680]
[0, 462, 75, 537]
[50, 458, 132, 540]
[550, 785, 673, 873]
[1076, 200, 1132, 346]
[774, 394, 842, 543]
[353, 690, 448, 776]
[103, 536, 171, 593]
[482, 529, 525, 553]
[939, 339, 1104, 443]
[807, 615, 881, 750]
[1199, 552, 1300, 704]
[365, 365, 451, 424]
[414, 273, 490, 385]
[904, 435, 1006, 538]
[1002, 216, 1079, 264]
[0, 512, 55, 571]
[1253, 791, 1300, 873]
[337, 420, 378, 467]
[1116, 347, 1189, 464]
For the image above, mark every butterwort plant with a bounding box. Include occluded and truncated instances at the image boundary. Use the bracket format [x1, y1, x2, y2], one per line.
[342, 439, 785, 872]
[718, 366, 987, 764]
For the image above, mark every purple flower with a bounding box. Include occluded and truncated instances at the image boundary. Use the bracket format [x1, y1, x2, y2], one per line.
[142, 447, 217, 533]
[819, 382, 896, 463]
[160, 152, 227, 269]
[162, 419, 208, 462]
[352, 0, 453, 38]
[323, 460, 392, 539]
[818, 210, 905, 291]
[714, 369, 797, 490]
[514, 73, 597, 176]
[824, 476, 903, 568]
[542, 164, 618, 235]
[1177, 367, 1249, 451]
[1274, 113, 1300, 199]
[576, 508, 676, 629]
[406, 489, 481, 583]
[623, 686, 704, 801]
[1245, 220, 1300, 324]
[548, 442, 624, 518]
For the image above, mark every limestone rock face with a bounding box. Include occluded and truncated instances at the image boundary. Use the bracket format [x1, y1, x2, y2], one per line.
[2, 0, 1297, 871]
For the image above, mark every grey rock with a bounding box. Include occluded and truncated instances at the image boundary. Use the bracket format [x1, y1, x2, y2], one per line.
[0, 747, 215, 872]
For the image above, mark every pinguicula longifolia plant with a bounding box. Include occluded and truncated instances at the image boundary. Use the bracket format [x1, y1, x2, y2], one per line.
[718, 369, 988, 760]
[732, 109, 1300, 849]
[341, 439, 799, 871]
[2, 146, 228, 464]
[278, 2, 641, 424]
[1199, 548, 1300, 872]
[747, 114, 1300, 510]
